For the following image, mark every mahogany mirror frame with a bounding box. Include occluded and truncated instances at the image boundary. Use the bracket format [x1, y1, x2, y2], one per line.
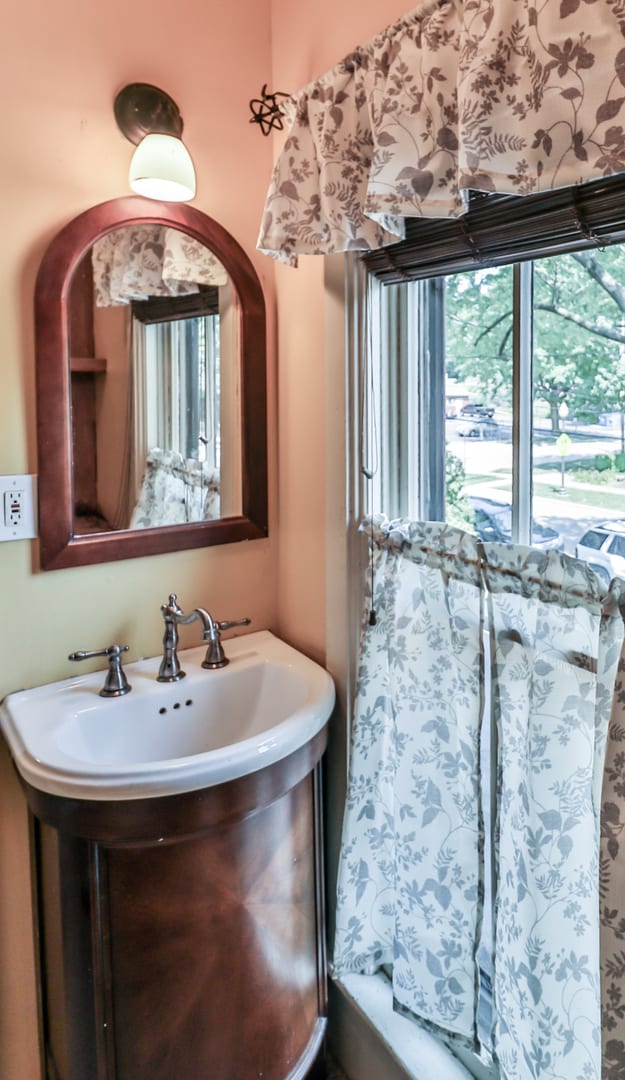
[35, 197, 268, 571]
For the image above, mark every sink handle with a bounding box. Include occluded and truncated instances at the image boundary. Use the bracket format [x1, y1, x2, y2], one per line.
[201, 617, 252, 670]
[217, 618, 252, 632]
[68, 644, 132, 698]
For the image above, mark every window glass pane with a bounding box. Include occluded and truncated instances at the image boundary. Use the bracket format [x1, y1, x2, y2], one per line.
[578, 529, 608, 550]
[532, 247, 625, 577]
[608, 533, 625, 559]
[444, 266, 514, 541]
[141, 314, 219, 471]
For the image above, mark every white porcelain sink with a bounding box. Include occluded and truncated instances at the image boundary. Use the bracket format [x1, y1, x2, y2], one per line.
[0, 631, 335, 801]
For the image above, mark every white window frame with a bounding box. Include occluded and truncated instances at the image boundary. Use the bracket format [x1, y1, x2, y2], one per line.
[366, 263, 541, 541]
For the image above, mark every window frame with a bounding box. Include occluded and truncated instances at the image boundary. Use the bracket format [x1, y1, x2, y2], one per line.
[363, 176, 625, 541]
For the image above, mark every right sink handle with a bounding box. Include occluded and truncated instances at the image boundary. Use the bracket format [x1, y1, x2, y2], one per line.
[217, 618, 252, 632]
[202, 617, 252, 670]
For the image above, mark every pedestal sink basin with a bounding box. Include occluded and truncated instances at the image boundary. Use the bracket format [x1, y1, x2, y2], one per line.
[0, 630, 335, 800]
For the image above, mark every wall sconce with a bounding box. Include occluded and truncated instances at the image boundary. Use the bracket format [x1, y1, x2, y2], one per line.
[114, 83, 196, 202]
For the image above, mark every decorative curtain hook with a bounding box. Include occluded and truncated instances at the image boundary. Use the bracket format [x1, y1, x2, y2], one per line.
[249, 85, 290, 136]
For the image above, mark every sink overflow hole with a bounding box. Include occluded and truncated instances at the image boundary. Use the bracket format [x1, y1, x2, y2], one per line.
[158, 700, 194, 715]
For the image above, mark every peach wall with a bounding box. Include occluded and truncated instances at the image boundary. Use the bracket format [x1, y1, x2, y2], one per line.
[0, 1, 276, 1075]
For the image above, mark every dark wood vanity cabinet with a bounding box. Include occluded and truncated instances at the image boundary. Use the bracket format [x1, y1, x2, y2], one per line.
[26, 732, 328, 1080]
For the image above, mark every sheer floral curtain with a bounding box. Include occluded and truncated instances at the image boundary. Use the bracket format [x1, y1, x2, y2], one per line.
[333, 518, 625, 1080]
[92, 225, 228, 305]
[333, 519, 484, 1046]
[128, 448, 220, 529]
[258, 0, 625, 265]
[483, 547, 625, 1080]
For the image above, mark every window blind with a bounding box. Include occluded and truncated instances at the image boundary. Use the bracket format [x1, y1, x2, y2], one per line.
[363, 174, 625, 284]
[131, 285, 219, 325]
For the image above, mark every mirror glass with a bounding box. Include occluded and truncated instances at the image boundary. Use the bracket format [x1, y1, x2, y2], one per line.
[69, 223, 242, 536]
[35, 197, 267, 571]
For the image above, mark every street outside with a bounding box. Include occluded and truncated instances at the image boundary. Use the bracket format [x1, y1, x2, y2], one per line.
[447, 414, 625, 555]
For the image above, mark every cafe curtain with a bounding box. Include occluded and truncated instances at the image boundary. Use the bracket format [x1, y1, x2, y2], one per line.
[332, 518, 625, 1080]
[258, 0, 625, 265]
[92, 225, 228, 306]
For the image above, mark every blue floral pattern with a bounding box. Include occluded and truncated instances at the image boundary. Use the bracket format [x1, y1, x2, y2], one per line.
[333, 519, 484, 1043]
[333, 520, 625, 1079]
[483, 545, 623, 1080]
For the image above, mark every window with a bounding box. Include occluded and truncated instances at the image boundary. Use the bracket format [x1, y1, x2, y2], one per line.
[579, 529, 609, 551]
[363, 175, 625, 573]
[358, 181, 625, 1066]
[129, 288, 221, 514]
[139, 315, 220, 468]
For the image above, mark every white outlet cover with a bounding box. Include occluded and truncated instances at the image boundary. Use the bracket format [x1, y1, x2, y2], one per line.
[0, 475, 37, 542]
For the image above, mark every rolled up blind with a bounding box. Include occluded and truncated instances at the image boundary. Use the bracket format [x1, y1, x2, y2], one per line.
[362, 173, 625, 283]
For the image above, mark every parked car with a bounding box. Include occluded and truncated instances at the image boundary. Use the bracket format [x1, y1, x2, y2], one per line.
[458, 417, 499, 439]
[468, 497, 562, 550]
[460, 403, 495, 419]
[576, 521, 625, 584]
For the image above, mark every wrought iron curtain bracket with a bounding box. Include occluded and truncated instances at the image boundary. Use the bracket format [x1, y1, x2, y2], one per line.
[249, 85, 290, 136]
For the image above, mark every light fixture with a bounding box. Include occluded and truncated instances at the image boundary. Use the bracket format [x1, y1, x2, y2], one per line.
[114, 83, 196, 202]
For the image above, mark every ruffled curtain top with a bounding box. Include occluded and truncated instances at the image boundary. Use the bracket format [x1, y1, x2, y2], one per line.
[258, 0, 625, 265]
[92, 225, 228, 306]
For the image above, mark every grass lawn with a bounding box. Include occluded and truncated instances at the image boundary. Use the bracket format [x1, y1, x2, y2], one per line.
[463, 473, 503, 485]
[533, 480, 625, 511]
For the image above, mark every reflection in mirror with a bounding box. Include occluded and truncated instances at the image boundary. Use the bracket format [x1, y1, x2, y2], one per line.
[35, 197, 267, 570]
[69, 224, 242, 536]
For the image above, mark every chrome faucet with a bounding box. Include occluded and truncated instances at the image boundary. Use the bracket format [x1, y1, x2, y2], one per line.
[157, 594, 251, 681]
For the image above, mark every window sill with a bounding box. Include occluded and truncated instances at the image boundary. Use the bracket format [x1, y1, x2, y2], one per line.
[329, 973, 497, 1080]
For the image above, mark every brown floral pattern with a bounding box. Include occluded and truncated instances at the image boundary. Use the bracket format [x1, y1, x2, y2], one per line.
[602, 648, 625, 1078]
[258, 0, 625, 264]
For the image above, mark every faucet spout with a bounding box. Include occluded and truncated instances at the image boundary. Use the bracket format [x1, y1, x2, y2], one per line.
[157, 595, 251, 680]
[180, 607, 216, 638]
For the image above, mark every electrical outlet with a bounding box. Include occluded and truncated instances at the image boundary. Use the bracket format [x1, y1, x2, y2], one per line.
[4, 489, 24, 527]
[0, 476, 37, 542]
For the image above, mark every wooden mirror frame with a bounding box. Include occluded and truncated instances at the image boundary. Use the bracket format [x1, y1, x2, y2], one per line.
[35, 197, 268, 570]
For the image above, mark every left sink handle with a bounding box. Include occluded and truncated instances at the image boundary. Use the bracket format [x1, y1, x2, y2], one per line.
[68, 644, 132, 698]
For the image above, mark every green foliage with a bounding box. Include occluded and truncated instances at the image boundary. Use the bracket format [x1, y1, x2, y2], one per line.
[595, 453, 613, 472]
[565, 461, 618, 484]
[615, 452, 625, 472]
[444, 247, 625, 429]
[445, 451, 473, 530]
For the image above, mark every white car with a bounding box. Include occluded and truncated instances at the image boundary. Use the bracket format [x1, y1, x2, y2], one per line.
[458, 418, 499, 439]
[576, 521, 625, 584]
[470, 498, 561, 550]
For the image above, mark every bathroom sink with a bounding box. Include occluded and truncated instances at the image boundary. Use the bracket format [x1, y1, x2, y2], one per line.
[0, 631, 335, 800]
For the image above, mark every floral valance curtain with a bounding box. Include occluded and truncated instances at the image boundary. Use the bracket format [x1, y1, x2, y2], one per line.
[258, 0, 625, 265]
[92, 225, 228, 307]
[333, 518, 625, 1080]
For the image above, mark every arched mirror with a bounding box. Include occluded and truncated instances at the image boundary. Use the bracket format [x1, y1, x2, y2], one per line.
[35, 197, 267, 570]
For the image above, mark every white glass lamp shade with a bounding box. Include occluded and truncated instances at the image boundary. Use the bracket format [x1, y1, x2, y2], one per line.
[129, 133, 196, 202]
